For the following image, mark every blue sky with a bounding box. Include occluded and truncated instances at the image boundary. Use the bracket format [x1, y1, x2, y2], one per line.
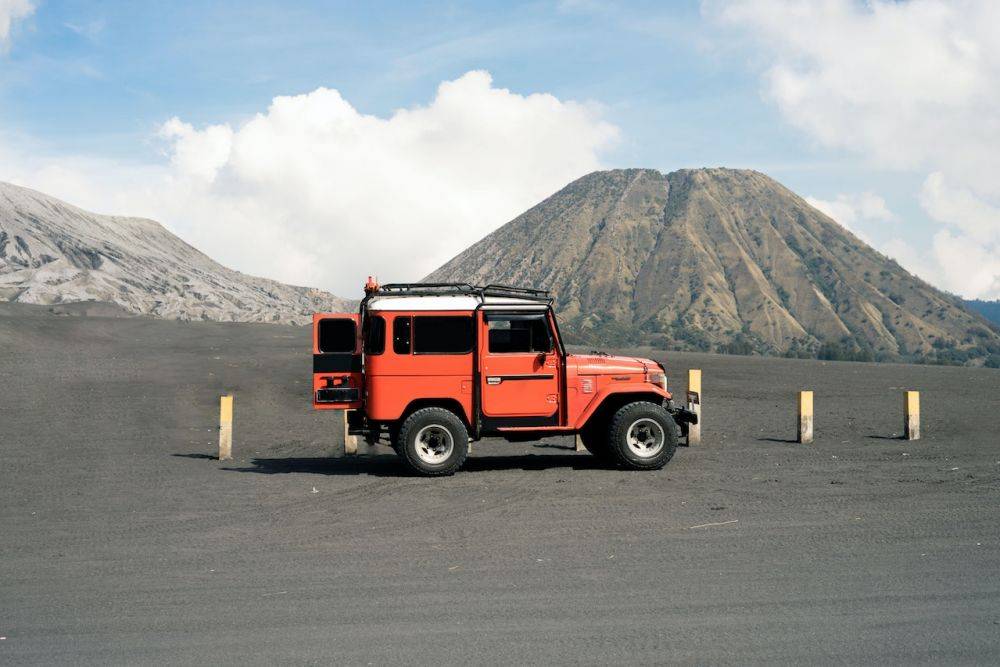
[2, 3, 773, 162]
[1, 1, 997, 299]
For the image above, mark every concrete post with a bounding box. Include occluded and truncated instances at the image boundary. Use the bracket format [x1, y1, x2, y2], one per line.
[687, 369, 702, 446]
[343, 410, 359, 455]
[904, 391, 920, 440]
[798, 391, 813, 444]
[575, 433, 586, 452]
[218, 395, 233, 461]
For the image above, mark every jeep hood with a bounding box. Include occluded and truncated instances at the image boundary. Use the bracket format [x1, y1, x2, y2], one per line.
[567, 353, 659, 376]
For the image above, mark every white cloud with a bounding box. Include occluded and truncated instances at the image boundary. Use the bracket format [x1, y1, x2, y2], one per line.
[2, 71, 618, 297]
[931, 229, 1000, 298]
[920, 171, 1000, 246]
[64, 18, 106, 42]
[891, 225, 1000, 299]
[881, 237, 929, 280]
[159, 118, 233, 184]
[706, 0, 1000, 299]
[0, 0, 34, 50]
[805, 191, 895, 232]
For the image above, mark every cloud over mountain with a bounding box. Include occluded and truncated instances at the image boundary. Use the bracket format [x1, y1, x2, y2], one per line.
[3, 71, 616, 298]
[706, 0, 1000, 299]
[156, 71, 618, 296]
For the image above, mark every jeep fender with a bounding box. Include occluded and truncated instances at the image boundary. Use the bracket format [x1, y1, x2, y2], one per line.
[397, 397, 473, 429]
[573, 383, 670, 430]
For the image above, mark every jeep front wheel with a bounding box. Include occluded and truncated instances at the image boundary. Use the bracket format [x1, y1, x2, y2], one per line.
[607, 401, 677, 470]
[396, 407, 469, 476]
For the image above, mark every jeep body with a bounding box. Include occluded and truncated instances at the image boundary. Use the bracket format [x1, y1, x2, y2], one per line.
[312, 282, 694, 475]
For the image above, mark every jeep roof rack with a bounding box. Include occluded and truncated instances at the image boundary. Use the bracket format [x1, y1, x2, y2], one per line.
[373, 282, 552, 303]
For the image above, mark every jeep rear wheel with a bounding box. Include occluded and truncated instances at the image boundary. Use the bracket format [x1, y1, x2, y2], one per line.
[396, 407, 469, 476]
[607, 401, 677, 470]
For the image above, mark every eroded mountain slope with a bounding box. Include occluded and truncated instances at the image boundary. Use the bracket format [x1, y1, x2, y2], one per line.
[428, 168, 998, 361]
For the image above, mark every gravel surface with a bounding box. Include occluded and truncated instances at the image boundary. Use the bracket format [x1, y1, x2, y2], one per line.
[2, 303, 999, 665]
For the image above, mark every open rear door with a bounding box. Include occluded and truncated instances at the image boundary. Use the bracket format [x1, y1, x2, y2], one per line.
[312, 313, 362, 410]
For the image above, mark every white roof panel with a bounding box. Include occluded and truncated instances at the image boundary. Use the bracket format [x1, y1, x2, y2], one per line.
[367, 294, 547, 312]
[368, 295, 479, 311]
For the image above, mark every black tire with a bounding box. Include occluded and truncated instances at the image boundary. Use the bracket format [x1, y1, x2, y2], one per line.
[578, 419, 614, 462]
[396, 407, 469, 476]
[607, 401, 677, 470]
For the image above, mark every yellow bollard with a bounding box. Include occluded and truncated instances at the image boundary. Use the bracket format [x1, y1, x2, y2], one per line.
[343, 410, 359, 455]
[798, 391, 813, 444]
[904, 391, 920, 440]
[218, 395, 234, 461]
[686, 369, 702, 445]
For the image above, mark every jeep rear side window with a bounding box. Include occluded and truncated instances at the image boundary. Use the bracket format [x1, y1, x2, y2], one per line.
[487, 314, 552, 353]
[318, 318, 356, 353]
[364, 315, 385, 355]
[392, 316, 411, 354]
[413, 316, 473, 354]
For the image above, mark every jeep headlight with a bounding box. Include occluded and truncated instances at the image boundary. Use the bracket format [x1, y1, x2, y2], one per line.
[648, 371, 667, 390]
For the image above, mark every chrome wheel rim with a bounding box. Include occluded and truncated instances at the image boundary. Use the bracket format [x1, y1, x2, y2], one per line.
[414, 424, 454, 464]
[626, 418, 665, 458]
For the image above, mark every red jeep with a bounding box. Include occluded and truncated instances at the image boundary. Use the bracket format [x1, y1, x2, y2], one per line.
[312, 281, 695, 475]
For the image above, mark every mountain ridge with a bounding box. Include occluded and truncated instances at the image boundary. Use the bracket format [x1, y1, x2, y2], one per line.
[427, 168, 1000, 364]
[0, 181, 353, 324]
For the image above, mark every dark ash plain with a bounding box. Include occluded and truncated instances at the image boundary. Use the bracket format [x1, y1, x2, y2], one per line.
[2, 303, 999, 664]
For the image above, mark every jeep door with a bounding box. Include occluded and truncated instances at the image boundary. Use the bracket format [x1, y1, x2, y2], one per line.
[479, 311, 560, 424]
[312, 313, 362, 410]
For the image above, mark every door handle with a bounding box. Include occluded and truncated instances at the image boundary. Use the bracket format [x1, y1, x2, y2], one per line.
[486, 374, 554, 383]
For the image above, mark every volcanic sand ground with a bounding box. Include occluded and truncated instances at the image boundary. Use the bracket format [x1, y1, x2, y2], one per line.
[2, 303, 999, 664]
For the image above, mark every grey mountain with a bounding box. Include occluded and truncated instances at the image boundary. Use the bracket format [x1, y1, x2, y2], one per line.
[0, 181, 352, 324]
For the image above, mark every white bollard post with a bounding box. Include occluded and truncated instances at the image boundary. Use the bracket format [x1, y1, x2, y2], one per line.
[686, 369, 702, 445]
[904, 391, 920, 440]
[798, 391, 813, 444]
[218, 395, 233, 461]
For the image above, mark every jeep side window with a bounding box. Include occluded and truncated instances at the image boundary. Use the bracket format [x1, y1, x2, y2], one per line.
[392, 316, 411, 354]
[413, 316, 473, 354]
[318, 318, 356, 353]
[364, 315, 385, 355]
[487, 314, 552, 353]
